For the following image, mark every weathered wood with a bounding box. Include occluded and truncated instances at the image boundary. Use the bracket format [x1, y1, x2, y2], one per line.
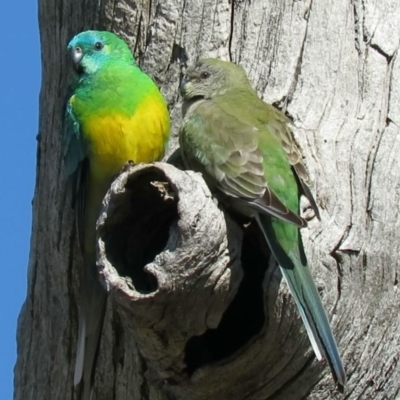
[15, 0, 400, 399]
[97, 162, 246, 400]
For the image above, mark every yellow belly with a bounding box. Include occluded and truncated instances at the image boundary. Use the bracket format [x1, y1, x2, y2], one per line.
[82, 95, 169, 181]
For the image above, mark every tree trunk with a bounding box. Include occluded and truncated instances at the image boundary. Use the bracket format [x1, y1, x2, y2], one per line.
[15, 0, 400, 399]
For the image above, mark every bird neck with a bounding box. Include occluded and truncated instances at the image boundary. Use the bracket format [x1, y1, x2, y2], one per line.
[75, 62, 141, 88]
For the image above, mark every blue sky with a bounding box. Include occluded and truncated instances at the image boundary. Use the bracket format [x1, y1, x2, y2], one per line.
[0, 1, 40, 398]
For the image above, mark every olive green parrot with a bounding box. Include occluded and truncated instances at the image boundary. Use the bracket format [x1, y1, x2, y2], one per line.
[179, 58, 346, 390]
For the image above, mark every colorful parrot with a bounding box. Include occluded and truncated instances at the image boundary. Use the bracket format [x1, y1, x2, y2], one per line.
[179, 59, 346, 390]
[63, 30, 170, 399]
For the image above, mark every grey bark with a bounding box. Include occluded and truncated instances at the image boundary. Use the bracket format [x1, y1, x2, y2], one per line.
[15, 0, 400, 399]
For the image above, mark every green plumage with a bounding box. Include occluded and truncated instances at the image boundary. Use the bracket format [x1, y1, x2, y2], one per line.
[179, 58, 345, 390]
[63, 30, 169, 400]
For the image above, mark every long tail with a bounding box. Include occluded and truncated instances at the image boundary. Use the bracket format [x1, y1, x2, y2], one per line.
[256, 214, 346, 390]
[74, 253, 107, 400]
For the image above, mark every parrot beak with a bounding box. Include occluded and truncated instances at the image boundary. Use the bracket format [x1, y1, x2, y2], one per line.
[71, 46, 84, 73]
[180, 77, 201, 102]
[71, 46, 83, 64]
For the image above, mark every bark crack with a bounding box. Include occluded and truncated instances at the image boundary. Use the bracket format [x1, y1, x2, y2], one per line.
[133, 12, 143, 56]
[365, 53, 395, 216]
[228, 0, 234, 61]
[284, 0, 312, 107]
[369, 42, 393, 63]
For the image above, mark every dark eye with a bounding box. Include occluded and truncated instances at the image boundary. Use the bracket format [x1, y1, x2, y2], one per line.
[200, 71, 210, 79]
[94, 42, 103, 50]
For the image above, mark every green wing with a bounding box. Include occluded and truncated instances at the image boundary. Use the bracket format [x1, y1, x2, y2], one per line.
[63, 96, 86, 176]
[180, 90, 313, 227]
[257, 101, 320, 220]
[63, 94, 88, 248]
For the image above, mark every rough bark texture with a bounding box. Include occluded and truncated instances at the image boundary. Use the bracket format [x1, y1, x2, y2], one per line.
[15, 0, 400, 399]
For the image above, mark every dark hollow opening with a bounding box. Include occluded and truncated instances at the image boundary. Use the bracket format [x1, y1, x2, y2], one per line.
[184, 222, 270, 373]
[101, 168, 179, 294]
